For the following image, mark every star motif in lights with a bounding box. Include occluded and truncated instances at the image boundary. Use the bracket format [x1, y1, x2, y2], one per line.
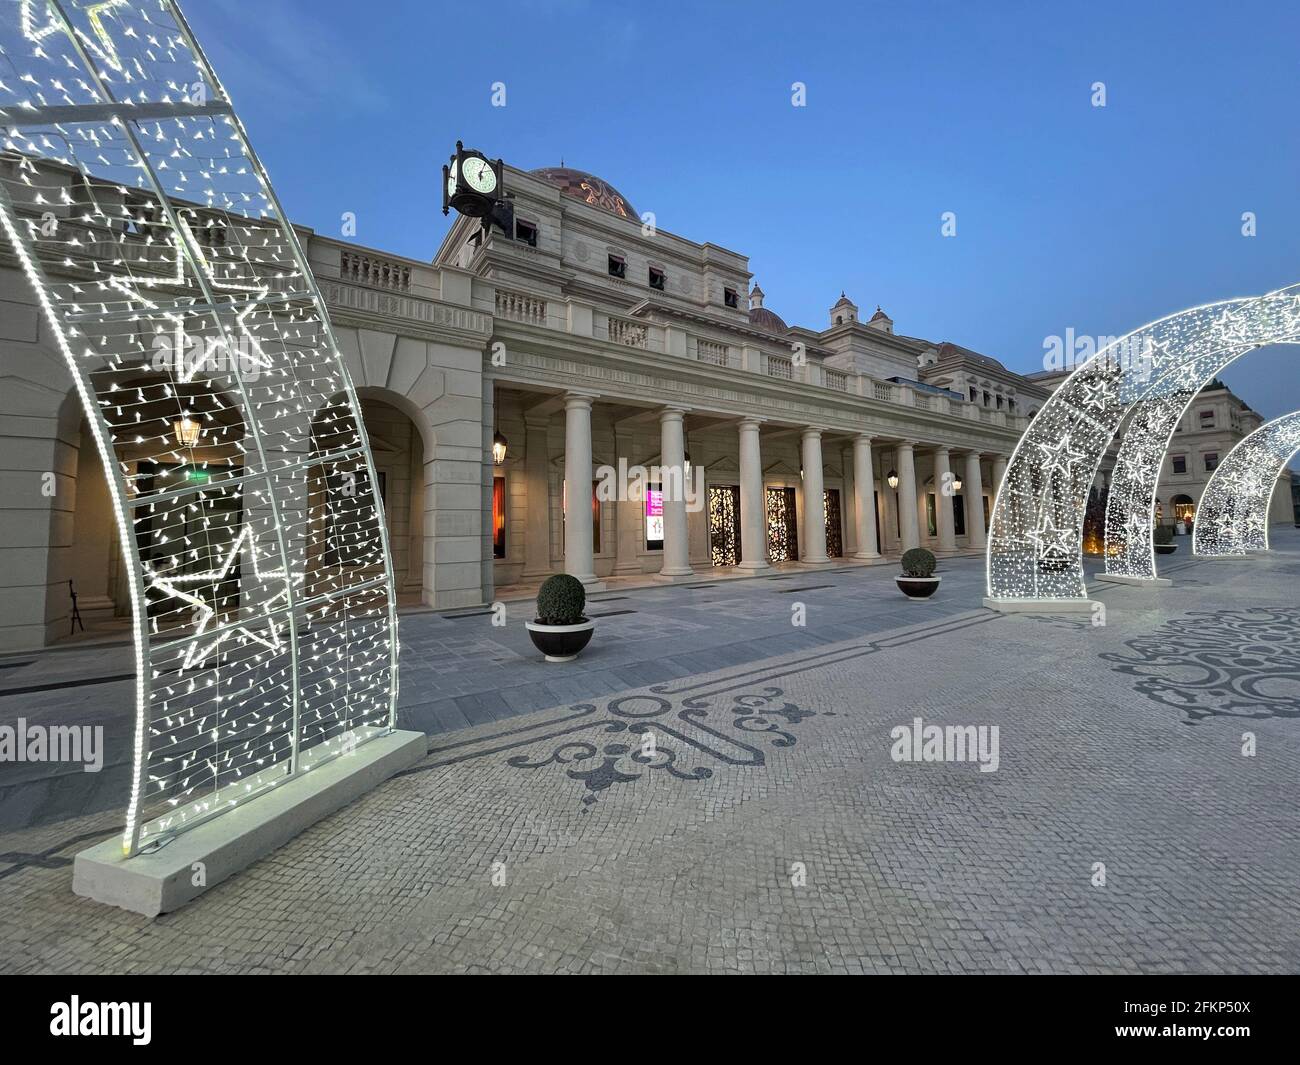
[147, 524, 304, 673]
[22, 0, 128, 73]
[1031, 513, 1074, 564]
[1036, 433, 1085, 480]
[107, 218, 275, 384]
[1123, 512, 1149, 547]
[1073, 373, 1112, 413]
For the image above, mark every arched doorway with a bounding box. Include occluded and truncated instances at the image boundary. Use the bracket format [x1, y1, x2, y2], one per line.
[310, 390, 428, 603]
[357, 396, 425, 598]
[1172, 494, 1196, 526]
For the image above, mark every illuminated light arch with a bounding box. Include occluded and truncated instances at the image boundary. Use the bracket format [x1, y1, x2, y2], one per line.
[1193, 411, 1300, 557]
[0, 0, 399, 855]
[986, 284, 1300, 605]
[1101, 344, 1300, 581]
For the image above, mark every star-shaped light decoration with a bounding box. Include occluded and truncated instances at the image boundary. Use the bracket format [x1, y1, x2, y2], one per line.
[147, 524, 304, 673]
[1036, 433, 1086, 481]
[1031, 513, 1075, 564]
[21, 0, 128, 73]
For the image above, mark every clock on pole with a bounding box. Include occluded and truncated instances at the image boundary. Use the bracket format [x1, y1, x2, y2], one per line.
[443, 140, 513, 237]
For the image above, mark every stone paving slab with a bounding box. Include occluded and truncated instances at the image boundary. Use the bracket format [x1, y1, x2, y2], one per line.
[0, 531, 1297, 973]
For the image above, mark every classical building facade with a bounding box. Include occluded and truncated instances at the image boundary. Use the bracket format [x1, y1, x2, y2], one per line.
[1153, 380, 1292, 529]
[0, 159, 1051, 651]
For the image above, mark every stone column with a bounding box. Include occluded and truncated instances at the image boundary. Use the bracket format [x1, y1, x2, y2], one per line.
[736, 418, 769, 572]
[882, 465, 898, 553]
[991, 454, 1009, 501]
[852, 434, 881, 559]
[522, 415, 552, 579]
[801, 428, 830, 565]
[840, 444, 857, 557]
[563, 393, 598, 585]
[934, 446, 957, 554]
[613, 425, 642, 575]
[657, 407, 693, 579]
[898, 442, 920, 551]
[964, 450, 987, 551]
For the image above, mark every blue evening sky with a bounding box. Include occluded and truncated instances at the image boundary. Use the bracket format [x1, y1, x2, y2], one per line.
[189, 0, 1300, 424]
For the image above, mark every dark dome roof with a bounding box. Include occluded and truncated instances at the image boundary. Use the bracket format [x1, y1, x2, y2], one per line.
[748, 306, 789, 333]
[530, 167, 636, 219]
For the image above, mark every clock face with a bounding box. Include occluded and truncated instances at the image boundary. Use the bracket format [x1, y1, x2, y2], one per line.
[446, 159, 457, 198]
[462, 155, 497, 194]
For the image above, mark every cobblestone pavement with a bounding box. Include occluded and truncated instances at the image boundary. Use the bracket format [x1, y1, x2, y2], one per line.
[1, 532, 1298, 973]
[0, 555, 973, 832]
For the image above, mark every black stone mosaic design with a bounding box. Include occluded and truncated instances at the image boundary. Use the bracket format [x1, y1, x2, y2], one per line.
[1101, 607, 1300, 724]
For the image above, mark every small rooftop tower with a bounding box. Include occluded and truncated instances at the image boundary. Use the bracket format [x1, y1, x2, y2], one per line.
[830, 292, 858, 326]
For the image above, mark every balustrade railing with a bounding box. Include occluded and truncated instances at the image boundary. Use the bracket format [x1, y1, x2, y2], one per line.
[608, 316, 649, 348]
[339, 250, 411, 292]
[766, 355, 794, 380]
[496, 288, 549, 326]
[697, 339, 729, 366]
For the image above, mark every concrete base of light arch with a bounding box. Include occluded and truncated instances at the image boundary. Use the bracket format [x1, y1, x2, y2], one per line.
[1094, 573, 1174, 588]
[72, 729, 427, 918]
[981, 597, 1101, 614]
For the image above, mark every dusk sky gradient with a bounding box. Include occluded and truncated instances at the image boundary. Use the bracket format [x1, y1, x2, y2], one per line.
[188, 0, 1300, 427]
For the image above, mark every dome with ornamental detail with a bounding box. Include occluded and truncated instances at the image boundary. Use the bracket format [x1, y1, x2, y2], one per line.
[530, 166, 636, 219]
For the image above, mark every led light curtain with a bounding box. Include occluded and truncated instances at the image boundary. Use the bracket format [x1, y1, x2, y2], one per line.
[1193, 411, 1300, 557]
[986, 284, 1300, 602]
[0, 0, 399, 855]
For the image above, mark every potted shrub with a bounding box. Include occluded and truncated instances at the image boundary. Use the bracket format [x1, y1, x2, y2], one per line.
[896, 548, 940, 599]
[1153, 523, 1177, 555]
[525, 574, 595, 662]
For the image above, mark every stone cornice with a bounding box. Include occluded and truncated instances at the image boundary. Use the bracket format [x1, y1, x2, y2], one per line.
[488, 321, 1022, 452]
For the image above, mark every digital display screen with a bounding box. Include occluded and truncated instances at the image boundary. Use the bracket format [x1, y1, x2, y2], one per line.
[645, 487, 664, 546]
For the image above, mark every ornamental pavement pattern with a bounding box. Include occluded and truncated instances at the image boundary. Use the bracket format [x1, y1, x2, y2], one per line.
[1, 535, 1299, 973]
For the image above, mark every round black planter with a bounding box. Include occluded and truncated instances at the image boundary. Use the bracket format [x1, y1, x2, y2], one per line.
[895, 575, 941, 599]
[1154, 543, 1178, 555]
[525, 619, 595, 662]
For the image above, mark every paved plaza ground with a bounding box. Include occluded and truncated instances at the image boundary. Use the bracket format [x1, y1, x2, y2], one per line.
[1, 532, 1298, 973]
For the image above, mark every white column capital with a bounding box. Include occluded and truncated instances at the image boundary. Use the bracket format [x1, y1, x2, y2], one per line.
[737, 416, 766, 431]
[563, 391, 597, 411]
[801, 426, 825, 441]
[658, 405, 688, 424]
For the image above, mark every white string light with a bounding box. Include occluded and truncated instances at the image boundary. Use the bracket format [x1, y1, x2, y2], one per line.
[0, 0, 399, 855]
[1193, 411, 1300, 557]
[987, 284, 1300, 603]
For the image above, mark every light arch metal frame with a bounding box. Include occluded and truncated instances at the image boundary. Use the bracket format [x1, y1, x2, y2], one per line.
[0, 0, 399, 855]
[986, 283, 1300, 602]
[1193, 410, 1300, 557]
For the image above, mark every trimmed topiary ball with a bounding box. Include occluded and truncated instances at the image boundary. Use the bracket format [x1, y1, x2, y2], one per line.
[536, 573, 587, 624]
[900, 547, 936, 578]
